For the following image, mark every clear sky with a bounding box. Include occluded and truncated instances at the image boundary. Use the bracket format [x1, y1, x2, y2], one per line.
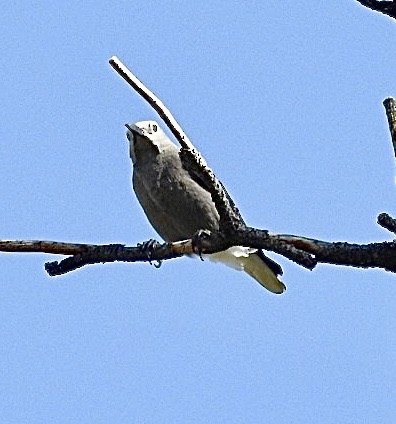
[1, 1, 396, 423]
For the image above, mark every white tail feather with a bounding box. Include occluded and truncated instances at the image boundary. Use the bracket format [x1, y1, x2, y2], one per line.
[207, 247, 285, 294]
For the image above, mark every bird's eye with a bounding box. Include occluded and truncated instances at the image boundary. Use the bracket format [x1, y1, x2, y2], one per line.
[152, 124, 158, 132]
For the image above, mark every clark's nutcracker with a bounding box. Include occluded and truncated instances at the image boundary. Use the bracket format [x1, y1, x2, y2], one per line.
[126, 120, 285, 294]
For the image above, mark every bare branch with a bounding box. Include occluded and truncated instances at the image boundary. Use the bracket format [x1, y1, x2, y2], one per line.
[276, 235, 396, 273]
[383, 97, 396, 158]
[0, 239, 194, 276]
[109, 56, 195, 151]
[356, 0, 396, 19]
[44, 241, 193, 276]
[2, 211, 396, 276]
[0, 240, 96, 255]
[378, 212, 396, 234]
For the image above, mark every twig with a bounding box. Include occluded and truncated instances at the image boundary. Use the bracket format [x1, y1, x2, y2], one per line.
[109, 56, 195, 151]
[44, 241, 194, 276]
[383, 97, 396, 158]
[0, 240, 96, 255]
[276, 235, 396, 272]
[378, 212, 396, 234]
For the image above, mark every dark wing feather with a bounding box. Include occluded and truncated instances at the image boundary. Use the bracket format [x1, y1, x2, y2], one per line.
[179, 149, 283, 277]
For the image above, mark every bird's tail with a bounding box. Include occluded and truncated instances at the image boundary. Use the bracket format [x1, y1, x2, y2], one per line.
[207, 247, 286, 294]
[242, 252, 286, 294]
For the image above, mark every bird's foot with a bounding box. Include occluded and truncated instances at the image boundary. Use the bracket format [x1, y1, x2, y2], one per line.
[138, 239, 162, 268]
[192, 229, 212, 261]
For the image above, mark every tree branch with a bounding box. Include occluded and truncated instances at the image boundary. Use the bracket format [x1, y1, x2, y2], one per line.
[1, 211, 396, 275]
[383, 97, 396, 158]
[378, 212, 396, 234]
[356, 0, 396, 19]
[109, 56, 195, 151]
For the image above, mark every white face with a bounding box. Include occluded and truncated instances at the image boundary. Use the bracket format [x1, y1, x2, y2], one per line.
[126, 121, 165, 164]
[126, 121, 162, 141]
[140, 121, 159, 136]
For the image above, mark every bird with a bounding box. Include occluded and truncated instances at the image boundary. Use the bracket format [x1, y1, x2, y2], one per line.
[125, 120, 285, 294]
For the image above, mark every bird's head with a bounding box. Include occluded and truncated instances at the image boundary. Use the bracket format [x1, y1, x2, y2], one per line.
[125, 120, 168, 164]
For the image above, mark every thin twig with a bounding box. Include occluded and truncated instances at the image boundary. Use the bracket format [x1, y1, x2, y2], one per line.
[378, 212, 396, 234]
[383, 97, 396, 158]
[0, 240, 96, 255]
[109, 56, 195, 151]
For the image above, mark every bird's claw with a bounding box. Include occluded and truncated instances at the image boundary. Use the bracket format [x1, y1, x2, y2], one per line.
[138, 239, 162, 268]
[192, 229, 212, 261]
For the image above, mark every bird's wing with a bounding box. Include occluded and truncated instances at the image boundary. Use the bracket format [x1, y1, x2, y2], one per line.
[179, 150, 283, 278]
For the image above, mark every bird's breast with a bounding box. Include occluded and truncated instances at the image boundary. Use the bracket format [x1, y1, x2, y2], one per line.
[133, 159, 220, 242]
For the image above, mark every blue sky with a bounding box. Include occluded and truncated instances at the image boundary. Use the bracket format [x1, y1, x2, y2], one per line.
[1, 1, 396, 423]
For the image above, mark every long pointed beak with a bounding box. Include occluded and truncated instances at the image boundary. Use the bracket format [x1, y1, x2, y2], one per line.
[125, 123, 145, 138]
[125, 123, 133, 132]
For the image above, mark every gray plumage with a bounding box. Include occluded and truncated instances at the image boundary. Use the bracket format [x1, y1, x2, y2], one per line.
[126, 120, 285, 294]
